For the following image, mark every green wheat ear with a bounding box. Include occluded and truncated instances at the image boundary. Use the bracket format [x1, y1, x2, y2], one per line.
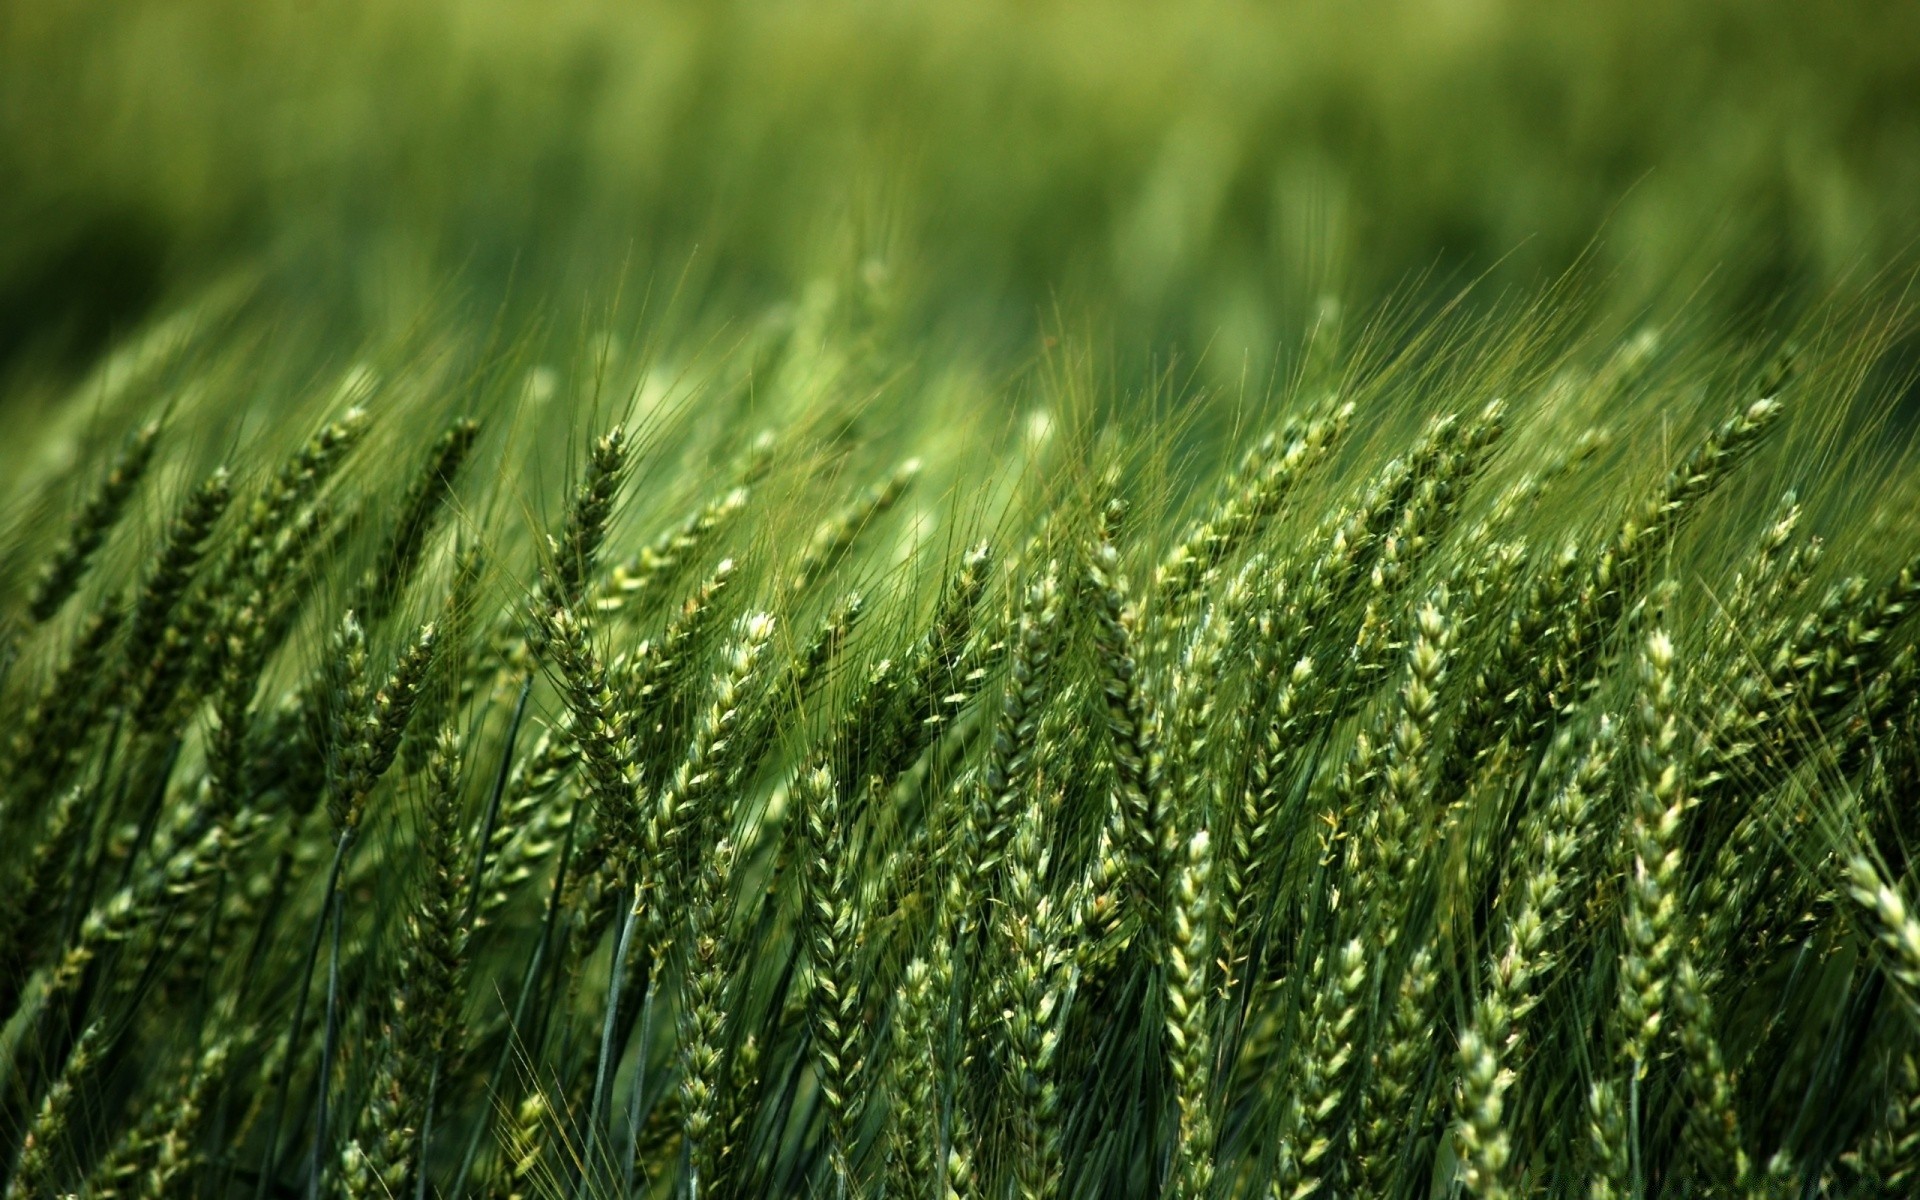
[3, 275, 1919, 1200]
[24, 419, 161, 624]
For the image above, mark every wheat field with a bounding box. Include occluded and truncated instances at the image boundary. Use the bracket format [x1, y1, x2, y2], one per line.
[3, 3, 1920, 1199]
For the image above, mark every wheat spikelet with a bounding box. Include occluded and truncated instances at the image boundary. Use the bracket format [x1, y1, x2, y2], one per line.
[798, 762, 868, 1190]
[1270, 937, 1366, 1200]
[789, 456, 921, 595]
[331, 618, 437, 834]
[643, 611, 775, 934]
[1089, 538, 1165, 943]
[679, 835, 737, 1199]
[25, 419, 161, 623]
[1846, 854, 1920, 1008]
[1454, 729, 1614, 1200]
[541, 426, 629, 616]
[1001, 790, 1074, 1200]
[5, 1022, 102, 1200]
[355, 415, 478, 623]
[1166, 828, 1216, 1200]
[1670, 953, 1754, 1196]
[601, 483, 749, 619]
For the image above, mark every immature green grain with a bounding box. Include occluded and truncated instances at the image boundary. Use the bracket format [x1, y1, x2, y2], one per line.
[1621, 398, 1784, 576]
[355, 416, 479, 623]
[1617, 629, 1688, 1074]
[207, 593, 267, 815]
[1161, 562, 1255, 830]
[788, 456, 921, 595]
[1001, 790, 1074, 1200]
[636, 556, 738, 690]
[331, 618, 438, 834]
[1345, 401, 1503, 687]
[887, 957, 943, 1193]
[45, 820, 231, 1013]
[6, 1022, 102, 1199]
[6, 288, 1920, 1200]
[487, 1092, 549, 1200]
[1215, 648, 1314, 996]
[475, 718, 581, 926]
[585, 593, 759, 1187]
[717, 1032, 763, 1196]
[1450, 539, 1582, 776]
[1156, 400, 1353, 606]
[538, 603, 643, 896]
[1, 599, 122, 798]
[1089, 539, 1165, 939]
[798, 763, 867, 1192]
[86, 1037, 230, 1199]
[680, 836, 738, 1200]
[228, 407, 371, 594]
[643, 611, 775, 929]
[1454, 1028, 1511, 1199]
[921, 767, 989, 1188]
[342, 728, 469, 1200]
[1354, 944, 1437, 1194]
[968, 563, 1061, 900]
[245, 495, 342, 652]
[1589, 1080, 1631, 1200]
[1270, 937, 1367, 1200]
[1707, 492, 1802, 666]
[540, 427, 629, 616]
[322, 608, 369, 796]
[604, 558, 738, 799]
[1845, 854, 1920, 1009]
[1551, 398, 1783, 720]
[729, 590, 867, 782]
[25, 419, 161, 623]
[1587, 627, 1693, 1199]
[1358, 593, 1451, 905]
[301, 618, 436, 1199]
[1166, 828, 1216, 1200]
[601, 483, 749, 619]
[945, 1108, 980, 1200]
[839, 542, 993, 806]
[1340, 594, 1454, 1190]
[1689, 564, 1893, 801]
[1455, 730, 1615, 1200]
[1670, 953, 1753, 1197]
[0, 783, 89, 1020]
[401, 731, 472, 1189]
[1785, 553, 1920, 732]
[1859, 1051, 1920, 1191]
[790, 590, 867, 697]
[124, 465, 232, 670]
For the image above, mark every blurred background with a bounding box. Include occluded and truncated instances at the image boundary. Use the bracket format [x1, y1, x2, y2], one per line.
[2, 0, 1917, 392]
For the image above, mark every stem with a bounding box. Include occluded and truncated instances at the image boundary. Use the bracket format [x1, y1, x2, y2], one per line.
[255, 827, 353, 1200]
[406, 678, 527, 1200]
[1629, 1070, 1643, 1200]
[450, 807, 578, 1198]
[414, 1059, 442, 1200]
[116, 735, 185, 891]
[462, 676, 531, 932]
[582, 893, 639, 1195]
[308, 860, 349, 1200]
[620, 969, 659, 1196]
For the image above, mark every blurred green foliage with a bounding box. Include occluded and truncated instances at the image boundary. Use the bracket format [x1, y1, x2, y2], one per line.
[4, 0, 1919, 381]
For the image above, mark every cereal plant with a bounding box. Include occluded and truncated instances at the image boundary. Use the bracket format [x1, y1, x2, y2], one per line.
[0, 288, 1917, 1200]
[4, 3, 1920, 1198]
